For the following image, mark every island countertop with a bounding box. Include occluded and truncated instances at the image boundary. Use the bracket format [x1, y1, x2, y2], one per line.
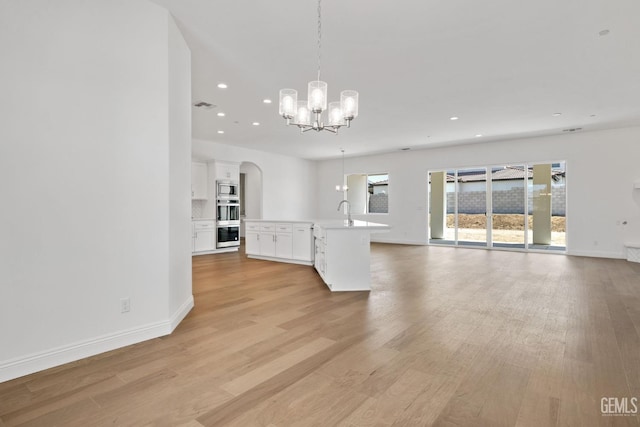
[313, 219, 389, 231]
[243, 218, 390, 231]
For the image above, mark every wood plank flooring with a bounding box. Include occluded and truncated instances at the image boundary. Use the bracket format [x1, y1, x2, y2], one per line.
[1, 244, 640, 426]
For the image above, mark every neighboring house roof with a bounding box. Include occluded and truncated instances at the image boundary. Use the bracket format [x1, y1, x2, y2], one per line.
[444, 167, 564, 183]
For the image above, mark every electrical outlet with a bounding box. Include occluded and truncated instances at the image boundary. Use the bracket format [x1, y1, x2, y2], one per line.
[120, 297, 130, 313]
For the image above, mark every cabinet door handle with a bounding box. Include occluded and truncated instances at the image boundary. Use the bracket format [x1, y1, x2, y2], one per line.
[257, 234, 259, 241]
[273, 235, 276, 242]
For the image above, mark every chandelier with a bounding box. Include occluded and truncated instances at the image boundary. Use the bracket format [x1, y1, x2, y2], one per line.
[278, 0, 359, 134]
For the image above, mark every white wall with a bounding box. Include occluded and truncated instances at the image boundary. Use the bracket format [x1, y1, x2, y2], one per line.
[193, 139, 316, 220]
[168, 17, 194, 323]
[315, 126, 640, 258]
[0, 1, 192, 382]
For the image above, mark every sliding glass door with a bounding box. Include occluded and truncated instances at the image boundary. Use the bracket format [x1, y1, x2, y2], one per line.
[429, 168, 487, 247]
[428, 162, 566, 252]
[456, 168, 487, 247]
[491, 165, 526, 248]
[528, 162, 566, 251]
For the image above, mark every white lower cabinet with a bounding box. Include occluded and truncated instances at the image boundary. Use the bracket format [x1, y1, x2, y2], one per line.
[274, 223, 293, 259]
[293, 224, 313, 261]
[313, 224, 372, 292]
[245, 225, 260, 255]
[193, 220, 215, 253]
[244, 221, 313, 265]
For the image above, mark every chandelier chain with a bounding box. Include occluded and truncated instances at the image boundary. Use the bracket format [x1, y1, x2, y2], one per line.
[317, 0, 322, 82]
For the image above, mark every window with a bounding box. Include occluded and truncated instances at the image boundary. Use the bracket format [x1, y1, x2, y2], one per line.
[346, 173, 389, 214]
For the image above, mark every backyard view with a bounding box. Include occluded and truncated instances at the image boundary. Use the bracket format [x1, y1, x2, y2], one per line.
[446, 214, 566, 245]
[429, 163, 567, 249]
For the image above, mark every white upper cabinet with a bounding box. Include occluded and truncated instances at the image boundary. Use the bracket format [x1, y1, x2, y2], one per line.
[213, 161, 240, 182]
[191, 162, 208, 200]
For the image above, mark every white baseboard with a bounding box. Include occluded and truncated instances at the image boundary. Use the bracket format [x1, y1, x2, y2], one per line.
[170, 294, 194, 332]
[0, 295, 194, 383]
[247, 254, 313, 266]
[370, 237, 427, 245]
[566, 250, 625, 259]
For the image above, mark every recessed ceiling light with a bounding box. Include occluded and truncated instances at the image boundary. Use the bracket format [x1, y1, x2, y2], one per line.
[599, 29, 610, 36]
[217, 83, 228, 89]
[552, 112, 562, 116]
[252, 122, 260, 126]
[217, 112, 225, 117]
[217, 130, 224, 134]
[263, 99, 272, 104]
[450, 116, 459, 121]
[475, 134, 483, 137]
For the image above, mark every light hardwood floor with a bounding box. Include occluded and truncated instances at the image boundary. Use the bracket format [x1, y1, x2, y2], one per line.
[1, 244, 640, 426]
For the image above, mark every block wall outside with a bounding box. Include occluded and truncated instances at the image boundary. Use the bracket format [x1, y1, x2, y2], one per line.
[445, 187, 566, 215]
[369, 193, 388, 213]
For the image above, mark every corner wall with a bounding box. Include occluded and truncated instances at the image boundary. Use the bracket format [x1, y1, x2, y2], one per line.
[0, 1, 192, 382]
[168, 14, 194, 327]
[315, 126, 640, 258]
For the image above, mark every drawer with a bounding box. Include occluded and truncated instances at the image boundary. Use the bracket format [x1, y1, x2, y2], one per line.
[194, 221, 215, 230]
[245, 223, 260, 232]
[294, 224, 312, 232]
[260, 223, 275, 231]
[275, 223, 293, 233]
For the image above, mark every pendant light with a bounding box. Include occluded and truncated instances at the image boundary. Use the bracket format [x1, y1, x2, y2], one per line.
[335, 149, 348, 192]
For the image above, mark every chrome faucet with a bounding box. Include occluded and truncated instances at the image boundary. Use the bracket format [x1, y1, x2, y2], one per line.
[337, 200, 354, 226]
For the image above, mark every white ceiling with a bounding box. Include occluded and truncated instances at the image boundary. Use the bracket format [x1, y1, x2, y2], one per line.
[150, 0, 640, 160]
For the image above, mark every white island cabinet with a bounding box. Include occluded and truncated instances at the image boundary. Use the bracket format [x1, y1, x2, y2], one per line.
[244, 220, 314, 265]
[313, 220, 389, 292]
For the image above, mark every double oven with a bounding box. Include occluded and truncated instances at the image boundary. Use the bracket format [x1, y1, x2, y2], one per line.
[216, 180, 240, 248]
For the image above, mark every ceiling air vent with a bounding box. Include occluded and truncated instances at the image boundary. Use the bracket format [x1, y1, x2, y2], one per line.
[193, 101, 216, 109]
[562, 127, 582, 132]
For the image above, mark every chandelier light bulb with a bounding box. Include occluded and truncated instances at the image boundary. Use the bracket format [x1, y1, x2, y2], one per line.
[308, 81, 328, 112]
[279, 89, 298, 119]
[294, 101, 311, 126]
[340, 90, 359, 119]
[328, 102, 345, 126]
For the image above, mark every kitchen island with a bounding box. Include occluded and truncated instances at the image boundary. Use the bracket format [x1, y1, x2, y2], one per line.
[243, 219, 389, 291]
[313, 220, 389, 291]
